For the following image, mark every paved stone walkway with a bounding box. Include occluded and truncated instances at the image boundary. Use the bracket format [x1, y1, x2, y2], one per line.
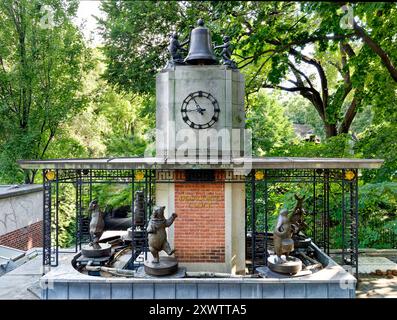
[356, 254, 397, 298]
[357, 275, 397, 298]
[358, 256, 397, 274]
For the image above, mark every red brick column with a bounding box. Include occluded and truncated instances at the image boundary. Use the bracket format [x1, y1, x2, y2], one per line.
[174, 179, 225, 263]
[0, 221, 43, 251]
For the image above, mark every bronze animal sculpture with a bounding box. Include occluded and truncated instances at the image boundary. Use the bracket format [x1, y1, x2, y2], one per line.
[147, 206, 177, 263]
[214, 35, 237, 69]
[273, 208, 296, 263]
[88, 200, 105, 249]
[168, 32, 189, 65]
[289, 194, 308, 235]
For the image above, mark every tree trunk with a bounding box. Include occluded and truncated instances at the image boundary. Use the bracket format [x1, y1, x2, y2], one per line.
[324, 123, 338, 138]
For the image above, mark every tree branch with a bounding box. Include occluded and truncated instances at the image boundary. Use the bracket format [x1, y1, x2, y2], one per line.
[339, 42, 353, 102]
[263, 84, 314, 93]
[289, 48, 328, 115]
[288, 61, 314, 89]
[236, 48, 277, 70]
[353, 20, 397, 82]
[339, 94, 361, 134]
[266, 33, 355, 49]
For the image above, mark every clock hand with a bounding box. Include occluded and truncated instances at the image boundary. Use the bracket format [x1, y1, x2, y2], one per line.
[191, 97, 203, 112]
[186, 108, 207, 115]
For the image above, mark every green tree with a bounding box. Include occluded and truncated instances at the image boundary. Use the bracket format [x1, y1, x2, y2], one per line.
[246, 91, 297, 156]
[98, 1, 397, 139]
[278, 92, 324, 139]
[50, 48, 156, 159]
[355, 123, 397, 182]
[98, 0, 186, 94]
[0, 0, 92, 183]
[96, 89, 155, 157]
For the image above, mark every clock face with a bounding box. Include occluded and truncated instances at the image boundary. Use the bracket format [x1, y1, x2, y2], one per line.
[181, 91, 220, 129]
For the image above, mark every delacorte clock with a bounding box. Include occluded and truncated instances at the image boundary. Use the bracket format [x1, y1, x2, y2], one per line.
[181, 91, 220, 129]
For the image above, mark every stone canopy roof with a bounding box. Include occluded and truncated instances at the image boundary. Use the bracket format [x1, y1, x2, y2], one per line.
[18, 156, 383, 170]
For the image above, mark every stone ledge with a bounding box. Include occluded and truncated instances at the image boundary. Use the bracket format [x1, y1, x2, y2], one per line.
[0, 184, 43, 200]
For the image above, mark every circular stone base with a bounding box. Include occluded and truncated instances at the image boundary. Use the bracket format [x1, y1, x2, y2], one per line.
[81, 243, 111, 258]
[136, 266, 186, 278]
[256, 266, 312, 278]
[144, 256, 178, 276]
[267, 255, 302, 275]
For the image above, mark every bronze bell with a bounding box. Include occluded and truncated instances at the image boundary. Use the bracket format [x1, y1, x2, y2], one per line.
[185, 19, 218, 65]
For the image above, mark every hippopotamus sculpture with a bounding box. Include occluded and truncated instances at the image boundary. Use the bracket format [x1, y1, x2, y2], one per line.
[146, 206, 177, 263]
[273, 208, 296, 262]
[88, 200, 105, 249]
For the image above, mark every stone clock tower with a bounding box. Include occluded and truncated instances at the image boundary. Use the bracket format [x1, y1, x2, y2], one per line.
[156, 21, 245, 159]
[155, 20, 246, 274]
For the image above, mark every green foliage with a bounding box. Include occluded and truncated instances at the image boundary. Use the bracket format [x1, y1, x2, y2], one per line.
[357, 182, 397, 248]
[288, 134, 355, 158]
[96, 89, 155, 157]
[56, 184, 77, 248]
[281, 93, 324, 138]
[45, 49, 156, 160]
[246, 91, 298, 156]
[91, 184, 132, 210]
[0, 0, 93, 183]
[355, 122, 397, 182]
[98, 0, 185, 93]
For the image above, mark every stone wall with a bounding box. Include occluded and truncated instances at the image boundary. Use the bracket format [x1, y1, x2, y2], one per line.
[0, 185, 43, 250]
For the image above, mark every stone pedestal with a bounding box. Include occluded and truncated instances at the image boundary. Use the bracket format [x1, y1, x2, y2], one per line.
[81, 243, 111, 258]
[267, 255, 303, 275]
[144, 254, 179, 276]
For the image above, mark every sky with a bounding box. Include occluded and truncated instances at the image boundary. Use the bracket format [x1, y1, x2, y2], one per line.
[74, 0, 104, 46]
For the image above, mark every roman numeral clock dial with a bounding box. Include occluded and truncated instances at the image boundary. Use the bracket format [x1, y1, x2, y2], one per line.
[181, 91, 220, 129]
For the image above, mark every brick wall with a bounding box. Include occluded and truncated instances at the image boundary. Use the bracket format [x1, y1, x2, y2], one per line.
[174, 172, 225, 262]
[0, 221, 43, 251]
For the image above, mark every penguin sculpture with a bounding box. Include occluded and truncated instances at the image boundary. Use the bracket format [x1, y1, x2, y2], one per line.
[88, 200, 105, 249]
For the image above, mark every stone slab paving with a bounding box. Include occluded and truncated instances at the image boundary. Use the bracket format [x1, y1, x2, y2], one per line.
[358, 257, 397, 274]
[356, 254, 397, 298]
[357, 276, 397, 298]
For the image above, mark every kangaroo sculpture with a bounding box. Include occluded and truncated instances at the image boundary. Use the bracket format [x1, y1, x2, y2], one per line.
[289, 194, 308, 235]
